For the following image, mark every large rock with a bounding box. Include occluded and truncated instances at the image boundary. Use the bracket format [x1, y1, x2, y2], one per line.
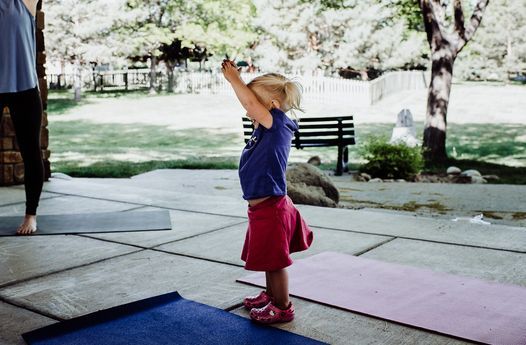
[286, 163, 339, 207]
[307, 156, 321, 166]
[461, 169, 482, 177]
[360, 172, 372, 181]
[471, 175, 488, 184]
[369, 178, 383, 183]
[446, 166, 461, 175]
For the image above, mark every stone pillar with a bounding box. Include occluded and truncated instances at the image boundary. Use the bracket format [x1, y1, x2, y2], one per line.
[0, 0, 51, 186]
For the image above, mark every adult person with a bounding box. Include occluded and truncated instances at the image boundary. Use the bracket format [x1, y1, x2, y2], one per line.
[0, 0, 45, 234]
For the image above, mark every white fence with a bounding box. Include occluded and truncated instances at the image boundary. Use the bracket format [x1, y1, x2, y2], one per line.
[369, 71, 429, 104]
[49, 70, 428, 105]
[176, 70, 428, 105]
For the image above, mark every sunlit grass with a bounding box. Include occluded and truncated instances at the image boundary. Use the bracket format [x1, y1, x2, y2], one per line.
[47, 90, 526, 182]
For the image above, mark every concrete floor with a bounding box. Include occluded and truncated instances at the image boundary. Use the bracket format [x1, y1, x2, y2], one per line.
[1, 170, 526, 344]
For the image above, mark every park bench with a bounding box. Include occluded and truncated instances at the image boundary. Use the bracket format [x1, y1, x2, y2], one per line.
[242, 115, 356, 176]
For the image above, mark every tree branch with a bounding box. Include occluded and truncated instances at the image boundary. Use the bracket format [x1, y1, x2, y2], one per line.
[453, 0, 465, 40]
[456, 0, 490, 52]
[419, 0, 447, 49]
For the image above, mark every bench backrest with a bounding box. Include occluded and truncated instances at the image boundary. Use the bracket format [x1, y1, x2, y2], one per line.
[242, 115, 355, 148]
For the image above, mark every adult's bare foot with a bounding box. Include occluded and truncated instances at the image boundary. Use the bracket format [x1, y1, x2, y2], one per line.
[16, 215, 37, 235]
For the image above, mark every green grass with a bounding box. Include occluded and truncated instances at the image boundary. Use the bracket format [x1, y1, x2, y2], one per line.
[54, 158, 238, 178]
[46, 90, 89, 115]
[46, 89, 166, 115]
[353, 122, 526, 167]
[46, 90, 526, 182]
[50, 121, 240, 152]
[47, 119, 526, 182]
[446, 123, 526, 166]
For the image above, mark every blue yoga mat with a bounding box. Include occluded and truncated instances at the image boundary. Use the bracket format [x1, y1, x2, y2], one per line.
[23, 292, 326, 345]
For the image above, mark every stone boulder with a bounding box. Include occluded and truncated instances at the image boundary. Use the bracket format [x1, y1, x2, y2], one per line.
[286, 163, 339, 207]
[446, 166, 461, 175]
[482, 174, 500, 181]
[360, 172, 372, 181]
[471, 175, 488, 184]
[461, 169, 482, 177]
[369, 178, 383, 183]
[307, 156, 321, 166]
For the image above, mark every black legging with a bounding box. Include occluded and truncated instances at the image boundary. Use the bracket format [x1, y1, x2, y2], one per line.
[0, 87, 44, 215]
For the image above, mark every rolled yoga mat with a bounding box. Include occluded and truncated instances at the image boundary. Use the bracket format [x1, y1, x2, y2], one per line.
[237, 251, 526, 345]
[22, 291, 326, 345]
[0, 210, 172, 236]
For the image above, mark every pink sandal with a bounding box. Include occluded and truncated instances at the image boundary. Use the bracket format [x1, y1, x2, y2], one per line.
[249, 301, 294, 324]
[243, 290, 272, 310]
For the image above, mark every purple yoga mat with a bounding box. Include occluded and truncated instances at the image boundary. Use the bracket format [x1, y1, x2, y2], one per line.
[237, 252, 526, 345]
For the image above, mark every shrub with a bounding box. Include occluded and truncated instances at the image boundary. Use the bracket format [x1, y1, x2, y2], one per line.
[359, 136, 424, 180]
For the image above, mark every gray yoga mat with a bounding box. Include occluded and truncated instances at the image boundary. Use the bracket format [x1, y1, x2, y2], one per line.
[0, 210, 172, 236]
[238, 252, 526, 345]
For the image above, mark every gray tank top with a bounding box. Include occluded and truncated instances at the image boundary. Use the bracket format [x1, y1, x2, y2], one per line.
[0, 0, 38, 93]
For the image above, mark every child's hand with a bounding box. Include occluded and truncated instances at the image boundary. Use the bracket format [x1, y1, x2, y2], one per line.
[221, 59, 242, 83]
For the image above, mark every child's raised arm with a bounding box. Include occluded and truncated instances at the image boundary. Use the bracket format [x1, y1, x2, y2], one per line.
[221, 60, 273, 129]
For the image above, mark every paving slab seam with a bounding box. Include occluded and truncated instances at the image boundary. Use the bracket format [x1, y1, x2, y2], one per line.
[151, 248, 244, 268]
[74, 234, 152, 250]
[0, 195, 62, 209]
[122, 205, 151, 212]
[0, 295, 63, 322]
[0, 249, 145, 290]
[8, 185, 65, 197]
[224, 302, 244, 312]
[354, 237, 397, 256]
[41, 191, 248, 220]
[311, 225, 526, 254]
[78, 220, 247, 250]
[150, 220, 248, 249]
[311, 226, 394, 239]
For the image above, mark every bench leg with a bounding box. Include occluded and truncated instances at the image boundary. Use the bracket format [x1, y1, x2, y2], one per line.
[336, 146, 343, 176]
[343, 146, 349, 173]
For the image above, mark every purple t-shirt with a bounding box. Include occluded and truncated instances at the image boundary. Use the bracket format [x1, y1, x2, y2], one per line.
[239, 108, 298, 200]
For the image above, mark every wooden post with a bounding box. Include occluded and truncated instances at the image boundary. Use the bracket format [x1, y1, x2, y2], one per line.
[0, 0, 50, 186]
[37, 0, 51, 181]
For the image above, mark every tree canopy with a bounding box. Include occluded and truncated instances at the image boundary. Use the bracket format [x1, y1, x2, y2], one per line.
[44, 0, 526, 81]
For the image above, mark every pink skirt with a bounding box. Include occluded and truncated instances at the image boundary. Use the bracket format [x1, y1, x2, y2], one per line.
[241, 195, 314, 271]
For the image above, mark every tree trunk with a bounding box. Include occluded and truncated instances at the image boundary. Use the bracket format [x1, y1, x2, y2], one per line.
[92, 67, 98, 92]
[73, 59, 82, 102]
[166, 61, 175, 93]
[423, 49, 455, 163]
[149, 56, 157, 94]
[419, 0, 489, 164]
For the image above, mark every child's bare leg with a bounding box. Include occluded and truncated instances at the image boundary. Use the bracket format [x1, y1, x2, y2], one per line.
[267, 268, 290, 309]
[265, 272, 274, 297]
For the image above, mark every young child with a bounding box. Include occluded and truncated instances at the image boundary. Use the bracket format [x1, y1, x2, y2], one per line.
[221, 60, 314, 324]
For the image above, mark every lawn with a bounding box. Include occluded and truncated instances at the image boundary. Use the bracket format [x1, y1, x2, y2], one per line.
[46, 89, 526, 183]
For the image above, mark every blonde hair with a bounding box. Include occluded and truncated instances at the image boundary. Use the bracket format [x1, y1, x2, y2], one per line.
[247, 73, 304, 118]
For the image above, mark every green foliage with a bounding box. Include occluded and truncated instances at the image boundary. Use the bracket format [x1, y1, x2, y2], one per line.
[300, 0, 347, 9]
[252, 0, 427, 73]
[359, 136, 424, 179]
[46, 0, 256, 67]
[176, 0, 256, 57]
[387, 0, 423, 32]
[45, 0, 123, 64]
[456, 0, 526, 80]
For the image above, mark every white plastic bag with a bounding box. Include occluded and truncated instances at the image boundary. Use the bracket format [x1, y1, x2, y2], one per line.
[452, 214, 491, 225]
